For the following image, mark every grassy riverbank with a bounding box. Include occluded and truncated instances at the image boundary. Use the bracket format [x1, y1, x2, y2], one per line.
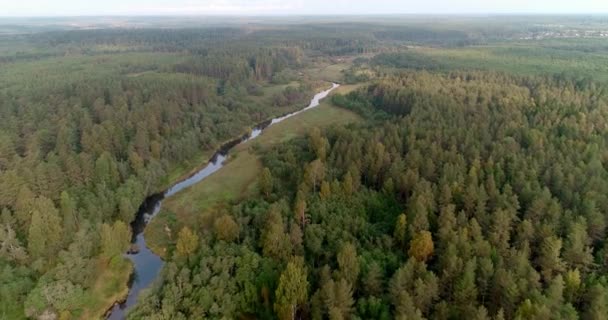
[156, 78, 335, 193]
[145, 84, 362, 258]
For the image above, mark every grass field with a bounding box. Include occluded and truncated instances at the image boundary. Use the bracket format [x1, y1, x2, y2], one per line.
[145, 84, 362, 257]
[305, 62, 350, 83]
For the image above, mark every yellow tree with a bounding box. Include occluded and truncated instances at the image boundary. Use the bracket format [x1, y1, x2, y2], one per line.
[320, 181, 331, 200]
[337, 242, 360, 286]
[176, 226, 199, 258]
[214, 214, 240, 242]
[408, 231, 434, 262]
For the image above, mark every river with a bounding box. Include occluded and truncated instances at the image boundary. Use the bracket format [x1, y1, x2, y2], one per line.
[106, 83, 339, 319]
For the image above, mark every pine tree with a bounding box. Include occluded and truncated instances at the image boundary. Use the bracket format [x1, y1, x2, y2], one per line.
[563, 220, 593, 271]
[15, 185, 35, 234]
[584, 284, 608, 320]
[309, 127, 328, 160]
[337, 242, 360, 286]
[305, 159, 326, 193]
[363, 262, 384, 297]
[322, 278, 354, 319]
[262, 207, 292, 261]
[60, 191, 79, 239]
[394, 213, 408, 248]
[536, 236, 564, 281]
[259, 167, 274, 198]
[27, 197, 63, 262]
[275, 257, 308, 320]
[343, 173, 354, 196]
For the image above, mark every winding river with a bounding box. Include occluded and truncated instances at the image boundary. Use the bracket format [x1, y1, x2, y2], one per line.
[107, 83, 339, 319]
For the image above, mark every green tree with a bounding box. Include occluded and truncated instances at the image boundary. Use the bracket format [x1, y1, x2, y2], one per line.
[275, 257, 309, 320]
[394, 213, 408, 248]
[562, 220, 593, 271]
[305, 159, 326, 193]
[27, 197, 63, 262]
[309, 127, 329, 160]
[536, 236, 564, 281]
[363, 262, 384, 297]
[60, 191, 79, 238]
[259, 167, 274, 198]
[584, 284, 608, 320]
[262, 206, 292, 261]
[14, 186, 35, 234]
[322, 278, 354, 320]
[100, 221, 131, 260]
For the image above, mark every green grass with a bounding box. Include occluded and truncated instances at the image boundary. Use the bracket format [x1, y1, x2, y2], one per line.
[159, 150, 216, 192]
[305, 62, 350, 82]
[261, 81, 300, 96]
[145, 86, 362, 256]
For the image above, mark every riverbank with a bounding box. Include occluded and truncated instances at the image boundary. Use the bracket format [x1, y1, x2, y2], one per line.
[105, 80, 345, 319]
[145, 84, 363, 258]
[155, 80, 335, 194]
[82, 257, 133, 320]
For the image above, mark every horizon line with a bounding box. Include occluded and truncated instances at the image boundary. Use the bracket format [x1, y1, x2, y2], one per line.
[1, 12, 608, 19]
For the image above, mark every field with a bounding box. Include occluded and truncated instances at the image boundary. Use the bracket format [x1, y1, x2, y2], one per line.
[145, 84, 362, 257]
[304, 62, 351, 83]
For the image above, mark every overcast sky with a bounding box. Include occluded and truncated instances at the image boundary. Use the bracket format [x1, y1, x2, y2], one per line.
[1, 0, 607, 17]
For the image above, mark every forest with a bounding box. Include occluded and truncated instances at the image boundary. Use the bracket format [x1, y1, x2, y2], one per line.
[1, 16, 608, 319]
[130, 70, 608, 320]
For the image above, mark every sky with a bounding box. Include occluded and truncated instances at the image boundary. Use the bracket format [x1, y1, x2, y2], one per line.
[1, 0, 607, 17]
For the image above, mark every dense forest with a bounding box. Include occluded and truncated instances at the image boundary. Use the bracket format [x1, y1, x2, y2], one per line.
[2, 17, 608, 319]
[127, 69, 608, 319]
[0, 26, 336, 319]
